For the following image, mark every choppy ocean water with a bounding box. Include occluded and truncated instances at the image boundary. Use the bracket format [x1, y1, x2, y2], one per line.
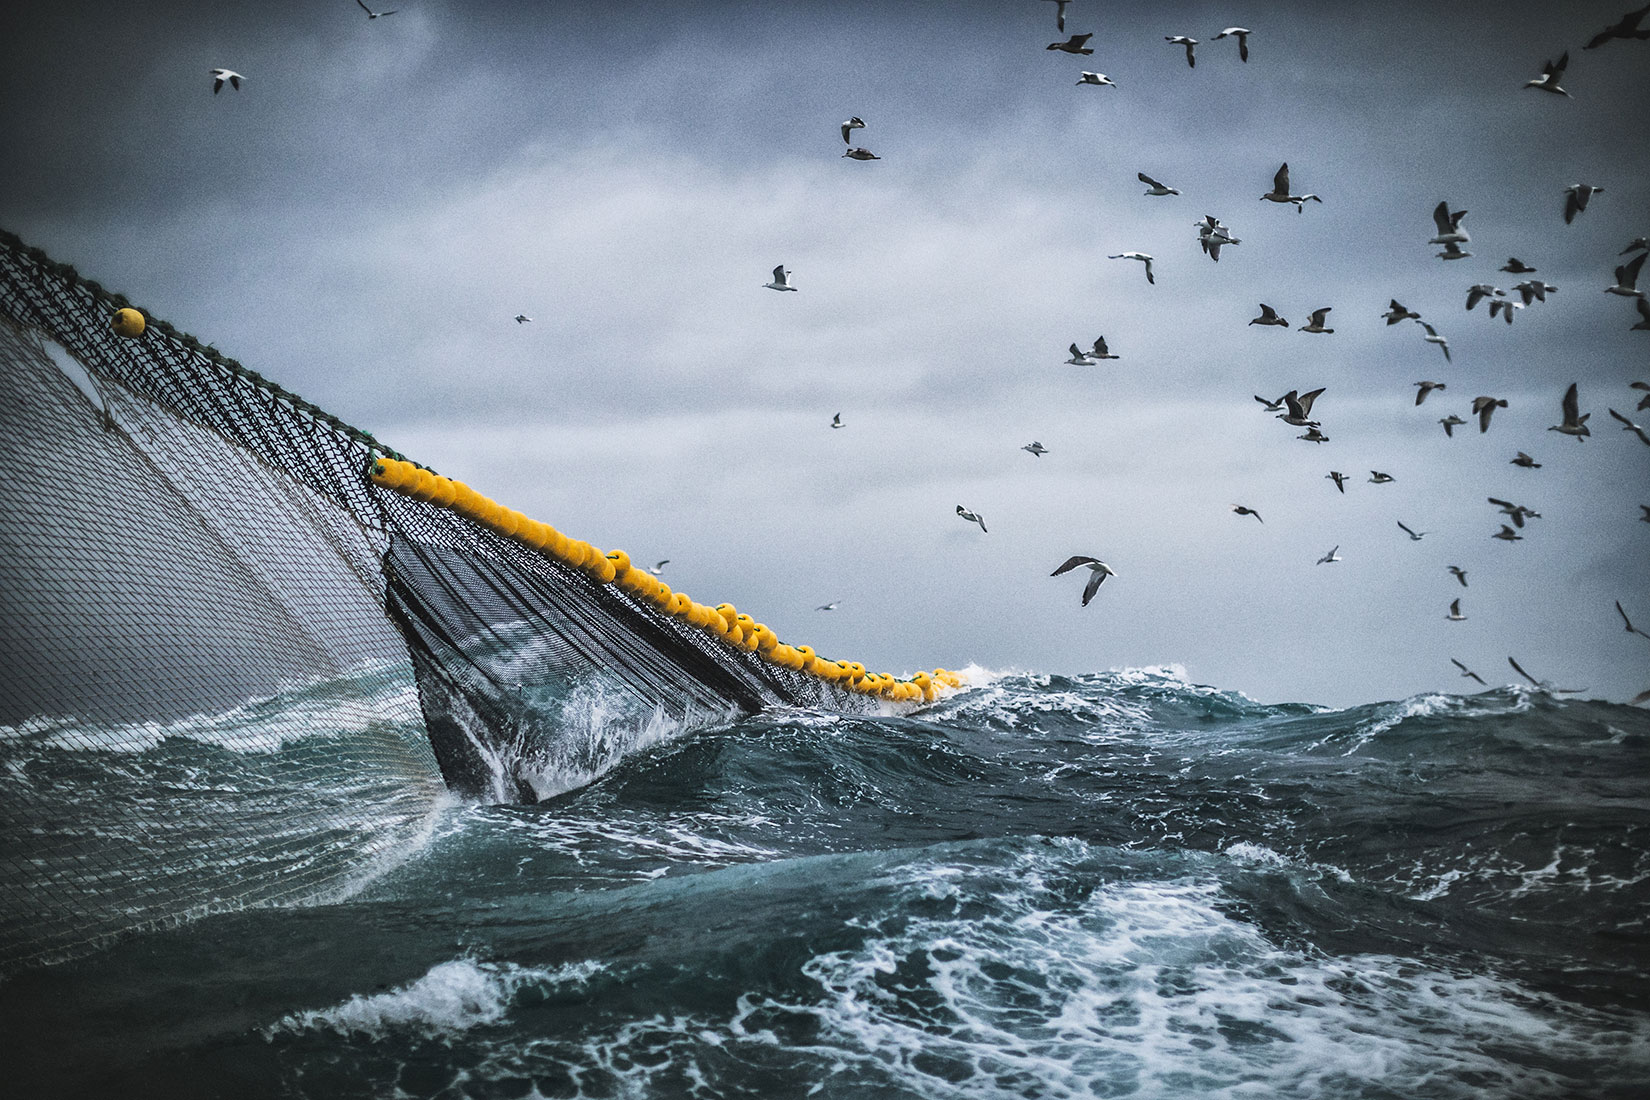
[4, 667, 1648, 1098]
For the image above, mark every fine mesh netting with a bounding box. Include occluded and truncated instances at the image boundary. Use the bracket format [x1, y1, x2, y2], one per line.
[0, 230, 866, 972]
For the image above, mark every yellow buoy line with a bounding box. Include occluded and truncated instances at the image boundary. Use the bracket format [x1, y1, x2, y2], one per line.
[369, 458, 964, 704]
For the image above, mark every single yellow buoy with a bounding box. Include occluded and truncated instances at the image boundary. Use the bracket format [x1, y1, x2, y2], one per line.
[111, 308, 145, 338]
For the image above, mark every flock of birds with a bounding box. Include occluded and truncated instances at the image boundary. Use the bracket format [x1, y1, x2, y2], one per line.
[200, 2, 1649, 702]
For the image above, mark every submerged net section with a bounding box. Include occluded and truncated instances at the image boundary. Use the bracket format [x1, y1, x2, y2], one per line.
[0, 229, 901, 972]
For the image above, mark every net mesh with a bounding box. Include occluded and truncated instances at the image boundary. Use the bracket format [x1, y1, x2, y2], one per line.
[0, 230, 866, 972]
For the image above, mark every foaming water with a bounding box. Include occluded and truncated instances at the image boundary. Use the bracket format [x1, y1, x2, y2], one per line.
[5, 667, 1648, 1098]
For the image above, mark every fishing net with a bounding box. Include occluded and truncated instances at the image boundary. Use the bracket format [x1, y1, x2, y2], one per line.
[0, 230, 913, 972]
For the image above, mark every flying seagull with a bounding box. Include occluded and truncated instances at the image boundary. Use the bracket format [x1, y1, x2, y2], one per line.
[1430, 201, 1470, 244]
[1326, 470, 1347, 493]
[1051, 556, 1117, 606]
[1634, 299, 1650, 330]
[1525, 53, 1571, 96]
[1508, 656, 1584, 694]
[1440, 415, 1467, 436]
[1298, 426, 1330, 443]
[1316, 545, 1342, 565]
[1397, 520, 1427, 540]
[1047, 33, 1095, 55]
[1299, 307, 1334, 334]
[1448, 566, 1468, 587]
[1466, 284, 1503, 311]
[1635, 381, 1650, 410]
[1489, 298, 1523, 325]
[1166, 35, 1198, 67]
[210, 68, 244, 94]
[1022, 441, 1050, 457]
[1606, 253, 1646, 297]
[1066, 343, 1097, 365]
[1494, 525, 1524, 542]
[1369, 471, 1395, 484]
[1278, 387, 1325, 427]
[1045, 0, 1070, 33]
[1624, 238, 1650, 255]
[1548, 382, 1590, 440]
[1077, 71, 1118, 87]
[1617, 600, 1650, 640]
[1384, 299, 1420, 325]
[843, 147, 880, 161]
[1261, 163, 1321, 211]
[1418, 321, 1451, 361]
[1415, 380, 1446, 405]
[1138, 171, 1179, 195]
[1489, 497, 1541, 528]
[816, 600, 840, 611]
[1437, 242, 1473, 261]
[1511, 451, 1541, 468]
[1231, 505, 1263, 523]
[830, 412, 844, 429]
[1642, 505, 1650, 524]
[956, 505, 987, 533]
[841, 116, 865, 144]
[645, 560, 669, 575]
[1451, 658, 1487, 686]
[1473, 395, 1508, 433]
[1501, 258, 1537, 274]
[1564, 183, 1603, 224]
[1513, 280, 1557, 305]
[1108, 252, 1155, 284]
[763, 265, 798, 291]
[1250, 303, 1288, 327]
[514, 314, 531, 324]
[1213, 27, 1251, 61]
[1087, 335, 1121, 360]
[1446, 599, 1467, 621]
[356, 0, 397, 16]
[1584, 4, 1650, 48]
[1196, 215, 1240, 260]
[1608, 408, 1650, 446]
[1255, 393, 1287, 411]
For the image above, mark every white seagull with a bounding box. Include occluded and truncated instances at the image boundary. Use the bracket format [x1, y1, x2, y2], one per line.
[1045, 0, 1070, 33]
[356, 0, 397, 17]
[1452, 658, 1487, 685]
[1137, 171, 1178, 195]
[514, 314, 532, 324]
[956, 505, 987, 533]
[1437, 241, 1473, 261]
[1077, 72, 1118, 87]
[1525, 53, 1571, 96]
[1564, 183, 1603, 224]
[1398, 520, 1427, 540]
[1489, 298, 1523, 324]
[210, 68, 244, 94]
[1250, 303, 1289, 327]
[1418, 320, 1451, 361]
[763, 265, 798, 291]
[1109, 252, 1155, 284]
[1087, 336, 1121, 360]
[843, 147, 880, 161]
[1213, 27, 1251, 62]
[1261, 163, 1321, 211]
[1448, 566, 1468, 587]
[816, 600, 840, 611]
[646, 560, 669, 575]
[1466, 284, 1503, 311]
[1370, 471, 1395, 484]
[1514, 280, 1557, 304]
[1430, 201, 1470, 244]
[1166, 36, 1198, 67]
[1298, 307, 1334, 334]
[1022, 441, 1050, 457]
[1278, 387, 1325, 427]
[1066, 343, 1097, 365]
[1196, 215, 1239, 261]
[1384, 299, 1420, 325]
[1606, 253, 1646, 297]
[1446, 598, 1467, 621]
[1316, 545, 1342, 565]
[841, 116, 865, 144]
[1051, 556, 1117, 606]
[830, 412, 844, 429]
[1440, 415, 1467, 436]
[1548, 382, 1590, 440]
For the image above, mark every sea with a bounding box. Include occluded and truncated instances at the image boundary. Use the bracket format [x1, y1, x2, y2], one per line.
[4, 666, 1649, 1099]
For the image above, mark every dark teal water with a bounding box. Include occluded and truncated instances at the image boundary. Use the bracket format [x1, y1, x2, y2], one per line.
[5, 669, 1649, 1098]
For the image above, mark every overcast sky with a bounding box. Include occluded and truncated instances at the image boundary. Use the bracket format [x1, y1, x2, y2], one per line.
[4, 1, 1648, 708]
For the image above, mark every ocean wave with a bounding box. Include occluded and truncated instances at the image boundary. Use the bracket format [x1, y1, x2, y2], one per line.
[269, 957, 604, 1043]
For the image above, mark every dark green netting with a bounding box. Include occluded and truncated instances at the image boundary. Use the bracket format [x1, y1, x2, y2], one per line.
[0, 230, 864, 972]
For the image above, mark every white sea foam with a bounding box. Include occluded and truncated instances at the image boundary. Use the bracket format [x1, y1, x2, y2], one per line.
[270, 957, 603, 1042]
